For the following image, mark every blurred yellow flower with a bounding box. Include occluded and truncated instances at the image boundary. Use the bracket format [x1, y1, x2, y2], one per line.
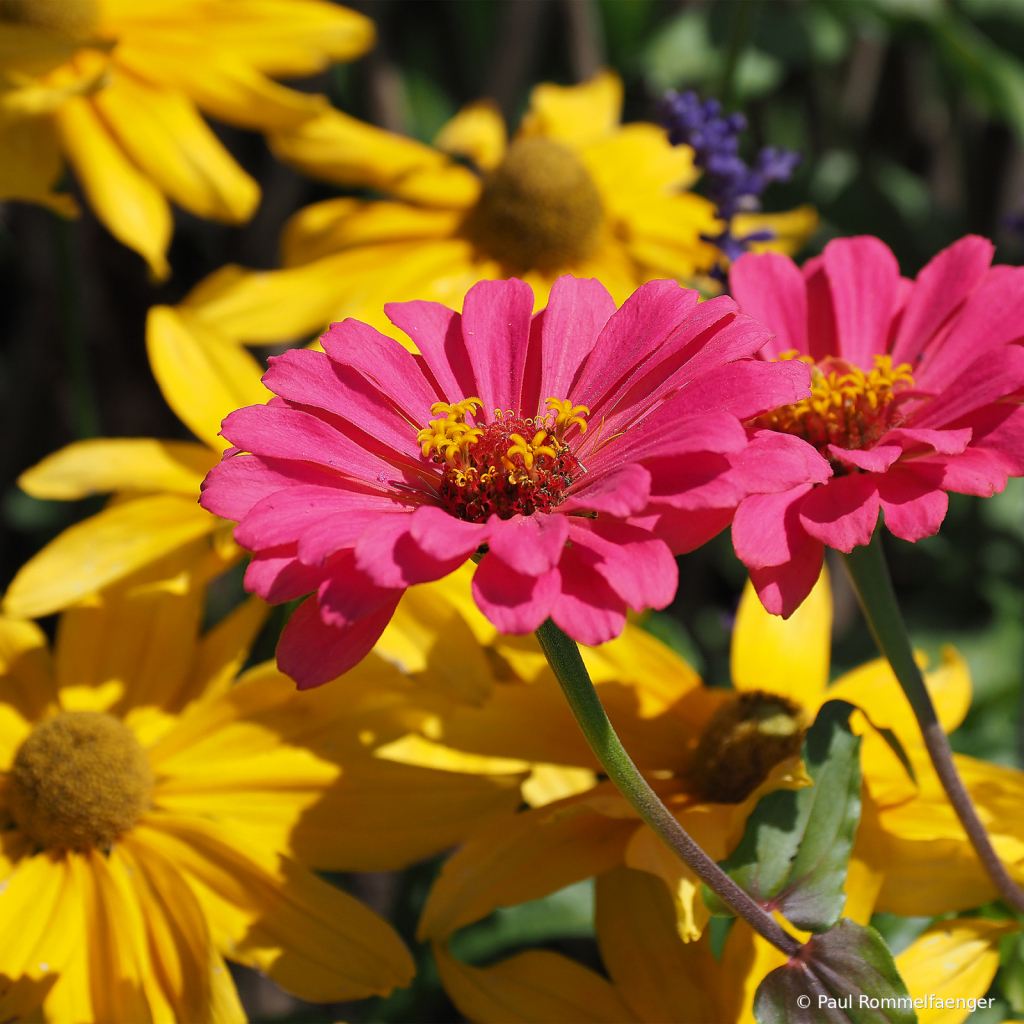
[160, 69, 818, 348]
[0, 0, 374, 278]
[0, 549, 524, 1022]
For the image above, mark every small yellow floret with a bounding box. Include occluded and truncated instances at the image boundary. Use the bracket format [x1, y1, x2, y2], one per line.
[545, 397, 590, 437]
[417, 397, 484, 463]
[506, 430, 558, 470]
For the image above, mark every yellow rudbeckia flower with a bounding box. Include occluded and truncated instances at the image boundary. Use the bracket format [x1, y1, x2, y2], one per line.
[149, 69, 818, 350]
[0, 548, 524, 1022]
[0, 0, 374, 278]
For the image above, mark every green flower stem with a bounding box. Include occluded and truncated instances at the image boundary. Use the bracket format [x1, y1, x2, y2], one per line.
[843, 528, 1024, 913]
[535, 617, 802, 958]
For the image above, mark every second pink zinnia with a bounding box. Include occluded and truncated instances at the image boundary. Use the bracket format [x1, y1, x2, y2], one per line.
[200, 275, 812, 687]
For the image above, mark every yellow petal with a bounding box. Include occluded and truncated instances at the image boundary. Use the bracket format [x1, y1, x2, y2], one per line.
[268, 108, 480, 207]
[281, 197, 461, 268]
[3, 494, 217, 619]
[720, 918, 791, 1024]
[897, 918, 1018, 1024]
[522, 765, 598, 808]
[595, 865, 726, 1022]
[146, 305, 270, 450]
[434, 99, 507, 171]
[732, 205, 820, 257]
[55, 94, 171, 280]
[731, 567, 832, 709]
[418, 785, 639, 940]
[0, 616, 57, 723]
[0, 116, 77, 216]
[0, 23, 81, 77]
[93, 70, 260, 223]
[433, 942, 639, 1024]
[18, 438, 215, 500]
[0, 973, 57, 1023]
[519, 70, 623, 148]
[134, 817, 415, 1002]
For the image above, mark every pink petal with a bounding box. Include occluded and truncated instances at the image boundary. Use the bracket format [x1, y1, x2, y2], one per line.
[244, 547, 329, 603]
[803, 255, 838, 363]
[276, 594, 401, 690]
[728, 431, 831, 494]
[320, 318, 440, 416]
[264, 349, 422, 460]
[915, 449, 1011, 497]
[409, 504, 488, 561]
[827, 445, 902, 474]
[486, 512, 569, 577]
[560, 463, 652, 517]
[798, 474, 881, 552]
[890, 235, 994, 367]
[317, 554, 403, 627]
[666, 358, 811, 423]
[297, 508, 404, 567]
[549, 544, 627, 645]
[645, 452, 748, 511]
[385, 300, 476, 402]
[876, 427, 972, 457]
[964, 404, 1024, 474]
[732, 484, 817, 569]
[822, 236, 901, 370]
[461, 278, 534, 416]
[471, 555, 560, 634]
[877, 466, 948, 542]
[730, 251, 809, 358]
[537, 275, 617, 404]
[355, 513, 467, 589]
[639, 505, 734, 555]
[567, 519, 677, 612]
[749, 531, 825, 618]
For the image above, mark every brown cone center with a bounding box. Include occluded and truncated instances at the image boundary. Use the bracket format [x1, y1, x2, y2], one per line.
[462, 137, 603, 273]
[8, 711, 153, 851]
[686, 691, 805, 804]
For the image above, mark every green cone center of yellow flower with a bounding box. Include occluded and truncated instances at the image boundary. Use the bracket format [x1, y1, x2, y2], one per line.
[462, 137, 603, 272]
[686, 691, 805, 804]
[8, 711, 153, 851]
[1, 0, 99, 37]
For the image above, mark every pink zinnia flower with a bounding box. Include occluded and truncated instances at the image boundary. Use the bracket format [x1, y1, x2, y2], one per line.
[730, 234, 1024, 617]
[200, 275, 813, 687]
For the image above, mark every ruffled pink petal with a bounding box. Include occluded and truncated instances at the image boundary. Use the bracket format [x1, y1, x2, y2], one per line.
[637, 505, 734, 555]
[486, 512, 569, 577]
[297, 508, 402, 567]
[572, 279, 702, 410]
[912, 265, 1024, 393]
[220, 405, 399, 490]
[199, 453, 346, 522]
[876, 427, 972, 457]
[537, 275, 617, 405]
[890, 235, 993, 367]
[385, 300, 476, 402]
[732, 483, 816, 569]
[915, 449, 1011, 497]
[877, 465, 947, 542]
[730, 251, 809, 358]
[803, 255, 838, 363]
[409, 504, 488, 561]
[560, 463, 652, 517]
[277, 594, 401, 690]
[963, 404, 1024, 474]
[666, 358, 811, 423]
[471, 555, 560, 633]
[317, 554, 403, 626]
[566, 519, 677, 612]
[461, 278, 534, 416]
[265, 350, 421, 460]
[244, 547, 329, 603]
[828, 445, 902, 474]
[823, 236, 901, 370]
[549, 544, 627, 645]
[645, 452, 748, 511]
[749, 530, 825, 618]
[319, 318, 440, 416]
[798, 474, 880, 552]
[235, 485, 407, 552]
[355, 513, 467, 589]
[728, 431, 831, 495]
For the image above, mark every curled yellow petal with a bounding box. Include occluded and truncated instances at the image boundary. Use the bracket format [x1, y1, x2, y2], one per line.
[434, 99, 507, 172]
[519, 69, 623, 147]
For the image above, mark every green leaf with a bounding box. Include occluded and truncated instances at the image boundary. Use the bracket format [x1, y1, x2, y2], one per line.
[753, 919, 916, 1024]
[703, 700, 862, 932]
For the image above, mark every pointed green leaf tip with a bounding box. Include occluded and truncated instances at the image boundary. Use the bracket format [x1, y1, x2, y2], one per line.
[703, 700, 862, 932]
[753, 919, 916, 1024]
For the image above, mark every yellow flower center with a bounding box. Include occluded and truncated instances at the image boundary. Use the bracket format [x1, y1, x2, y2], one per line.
[0, 0, 99, 38]
[8, 711, 153, 851]
[416, 396, 589, 521]
[686, 691, 805, 804]
[461, 137, 603, 272]
[749, 353, 915, 462]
